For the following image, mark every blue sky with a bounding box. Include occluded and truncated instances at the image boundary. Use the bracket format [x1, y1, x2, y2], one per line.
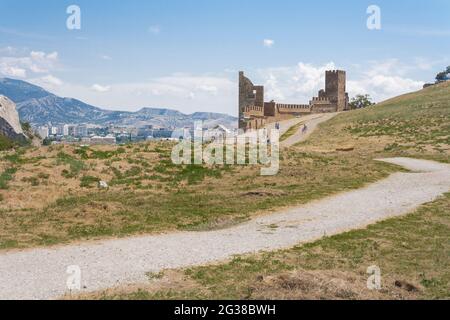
[0, 0, 449, 115]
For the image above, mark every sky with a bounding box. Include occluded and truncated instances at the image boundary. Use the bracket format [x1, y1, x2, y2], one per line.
[0, 0, 449, 116]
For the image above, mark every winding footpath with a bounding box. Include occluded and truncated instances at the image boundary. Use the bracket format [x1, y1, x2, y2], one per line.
[280, 113, 337, 147]
[1, 158, 449, 299]
[1, 115, 449, 299]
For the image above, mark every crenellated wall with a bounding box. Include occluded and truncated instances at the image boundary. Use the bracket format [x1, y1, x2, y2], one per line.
[276, 103, 311, 113]
[243, 105, 264, 117]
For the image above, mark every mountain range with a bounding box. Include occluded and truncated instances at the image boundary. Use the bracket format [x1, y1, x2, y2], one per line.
[0, 78, 237, 129]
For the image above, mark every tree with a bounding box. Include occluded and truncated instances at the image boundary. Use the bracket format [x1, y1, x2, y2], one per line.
[42, 138, 52, 146]
[435, 66, 450, 83]
[436, 71, 447, 83]
[349, 94, 375, 110]
[20, 122, 31, 133]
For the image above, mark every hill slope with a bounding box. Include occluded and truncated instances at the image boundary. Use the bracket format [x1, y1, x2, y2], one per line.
[303, 81, 450, 159]
[0, 78, 237, 128]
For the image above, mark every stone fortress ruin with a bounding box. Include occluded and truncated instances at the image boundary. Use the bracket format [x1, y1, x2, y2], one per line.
[239, 70, 350, 130]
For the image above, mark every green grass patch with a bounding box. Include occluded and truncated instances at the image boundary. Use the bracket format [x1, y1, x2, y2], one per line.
[80, 175, 101, 188]
[0, 167, 17, 189]
[56, 152, 85, 178]
[280, 122, 303, 141]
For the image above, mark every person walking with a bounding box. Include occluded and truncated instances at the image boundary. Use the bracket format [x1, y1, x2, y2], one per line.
[302, 124, 308, 134]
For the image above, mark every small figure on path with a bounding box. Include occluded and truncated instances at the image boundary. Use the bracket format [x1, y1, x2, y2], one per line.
[302, 124, 308, 134]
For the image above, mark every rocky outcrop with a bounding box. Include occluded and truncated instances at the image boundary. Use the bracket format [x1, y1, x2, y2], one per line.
[0, 95, 26, 141]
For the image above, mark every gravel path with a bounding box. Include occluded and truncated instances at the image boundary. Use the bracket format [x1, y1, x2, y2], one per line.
[0, 157, 449, 299]
[281, 113, 337, 147]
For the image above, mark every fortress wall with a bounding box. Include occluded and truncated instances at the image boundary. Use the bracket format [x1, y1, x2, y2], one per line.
[238, 70, 348, 130]
[276, 103, 311, 113]
[264, 101, 277, 117]
[245, 117, 266, 130]
[244, 105, 264, 117]
[239, 72, 265, 129]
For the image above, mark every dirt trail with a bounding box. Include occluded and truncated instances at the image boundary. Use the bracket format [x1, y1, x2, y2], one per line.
[1, 158, 449, 300]
[280, 113, 337, 147]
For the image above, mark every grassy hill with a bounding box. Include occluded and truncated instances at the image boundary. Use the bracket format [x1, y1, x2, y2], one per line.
[304, 81, 450, 160]
[79, 83, 450, 300]
[1, 83, 449, 299]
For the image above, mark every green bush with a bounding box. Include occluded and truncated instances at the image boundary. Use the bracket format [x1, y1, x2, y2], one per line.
[57, 152, 85, 178]
[80, 175, 101, 188]
[21, 176, 40, 186]
[0, 135, 15, 151]
[0, 167, 18, 189]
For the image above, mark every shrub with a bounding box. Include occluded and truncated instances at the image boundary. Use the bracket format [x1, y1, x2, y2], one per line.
[57, 152, 85, 178]
[80, 175, 101, 188]
[0, 167, 18, 189]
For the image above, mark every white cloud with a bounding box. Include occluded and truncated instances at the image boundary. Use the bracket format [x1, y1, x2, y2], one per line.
[0, 48, 60, 79]
[100, 55, 112, 61]
[91, 84, 111, 93]
[46, 52, 58, 60]
[346, 59, 424, 102]
[257, 62, 336, 103]
[0, 64, 27, 78]
[30, 51, 46, 60]
[40, 75, 63, 86]
[196, 85, 218, 95]
[148, 25, 161, 35]
[28, 75, 64, 91]
[263, 39, 274, 48]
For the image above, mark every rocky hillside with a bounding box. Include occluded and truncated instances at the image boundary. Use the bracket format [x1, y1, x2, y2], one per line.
[0, 78, 237, 128]
[0, 95, 26, 141]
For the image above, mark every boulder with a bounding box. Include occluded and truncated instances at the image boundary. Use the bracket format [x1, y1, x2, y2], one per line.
[98, 181, 109, 189]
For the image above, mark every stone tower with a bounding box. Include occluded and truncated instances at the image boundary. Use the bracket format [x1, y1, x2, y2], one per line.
[324, 70, 348, 112]
[238, 71, 264, 129]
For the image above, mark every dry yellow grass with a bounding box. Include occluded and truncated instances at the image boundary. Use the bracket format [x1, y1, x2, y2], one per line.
[0, 138, 398, 250]
[74, 83, 450, 300]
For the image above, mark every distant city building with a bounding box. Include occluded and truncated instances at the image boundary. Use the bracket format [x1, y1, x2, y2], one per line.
[68, 125, 76, 136]
[63, 124, 70, 136]
[36, 126, 49, 139]
[152, 128, 173, 139]
[203, 125, 231, 142]
[137, 124, 154, 137]
[89, 135, 116, 145]
[76, 124, 88, 137]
